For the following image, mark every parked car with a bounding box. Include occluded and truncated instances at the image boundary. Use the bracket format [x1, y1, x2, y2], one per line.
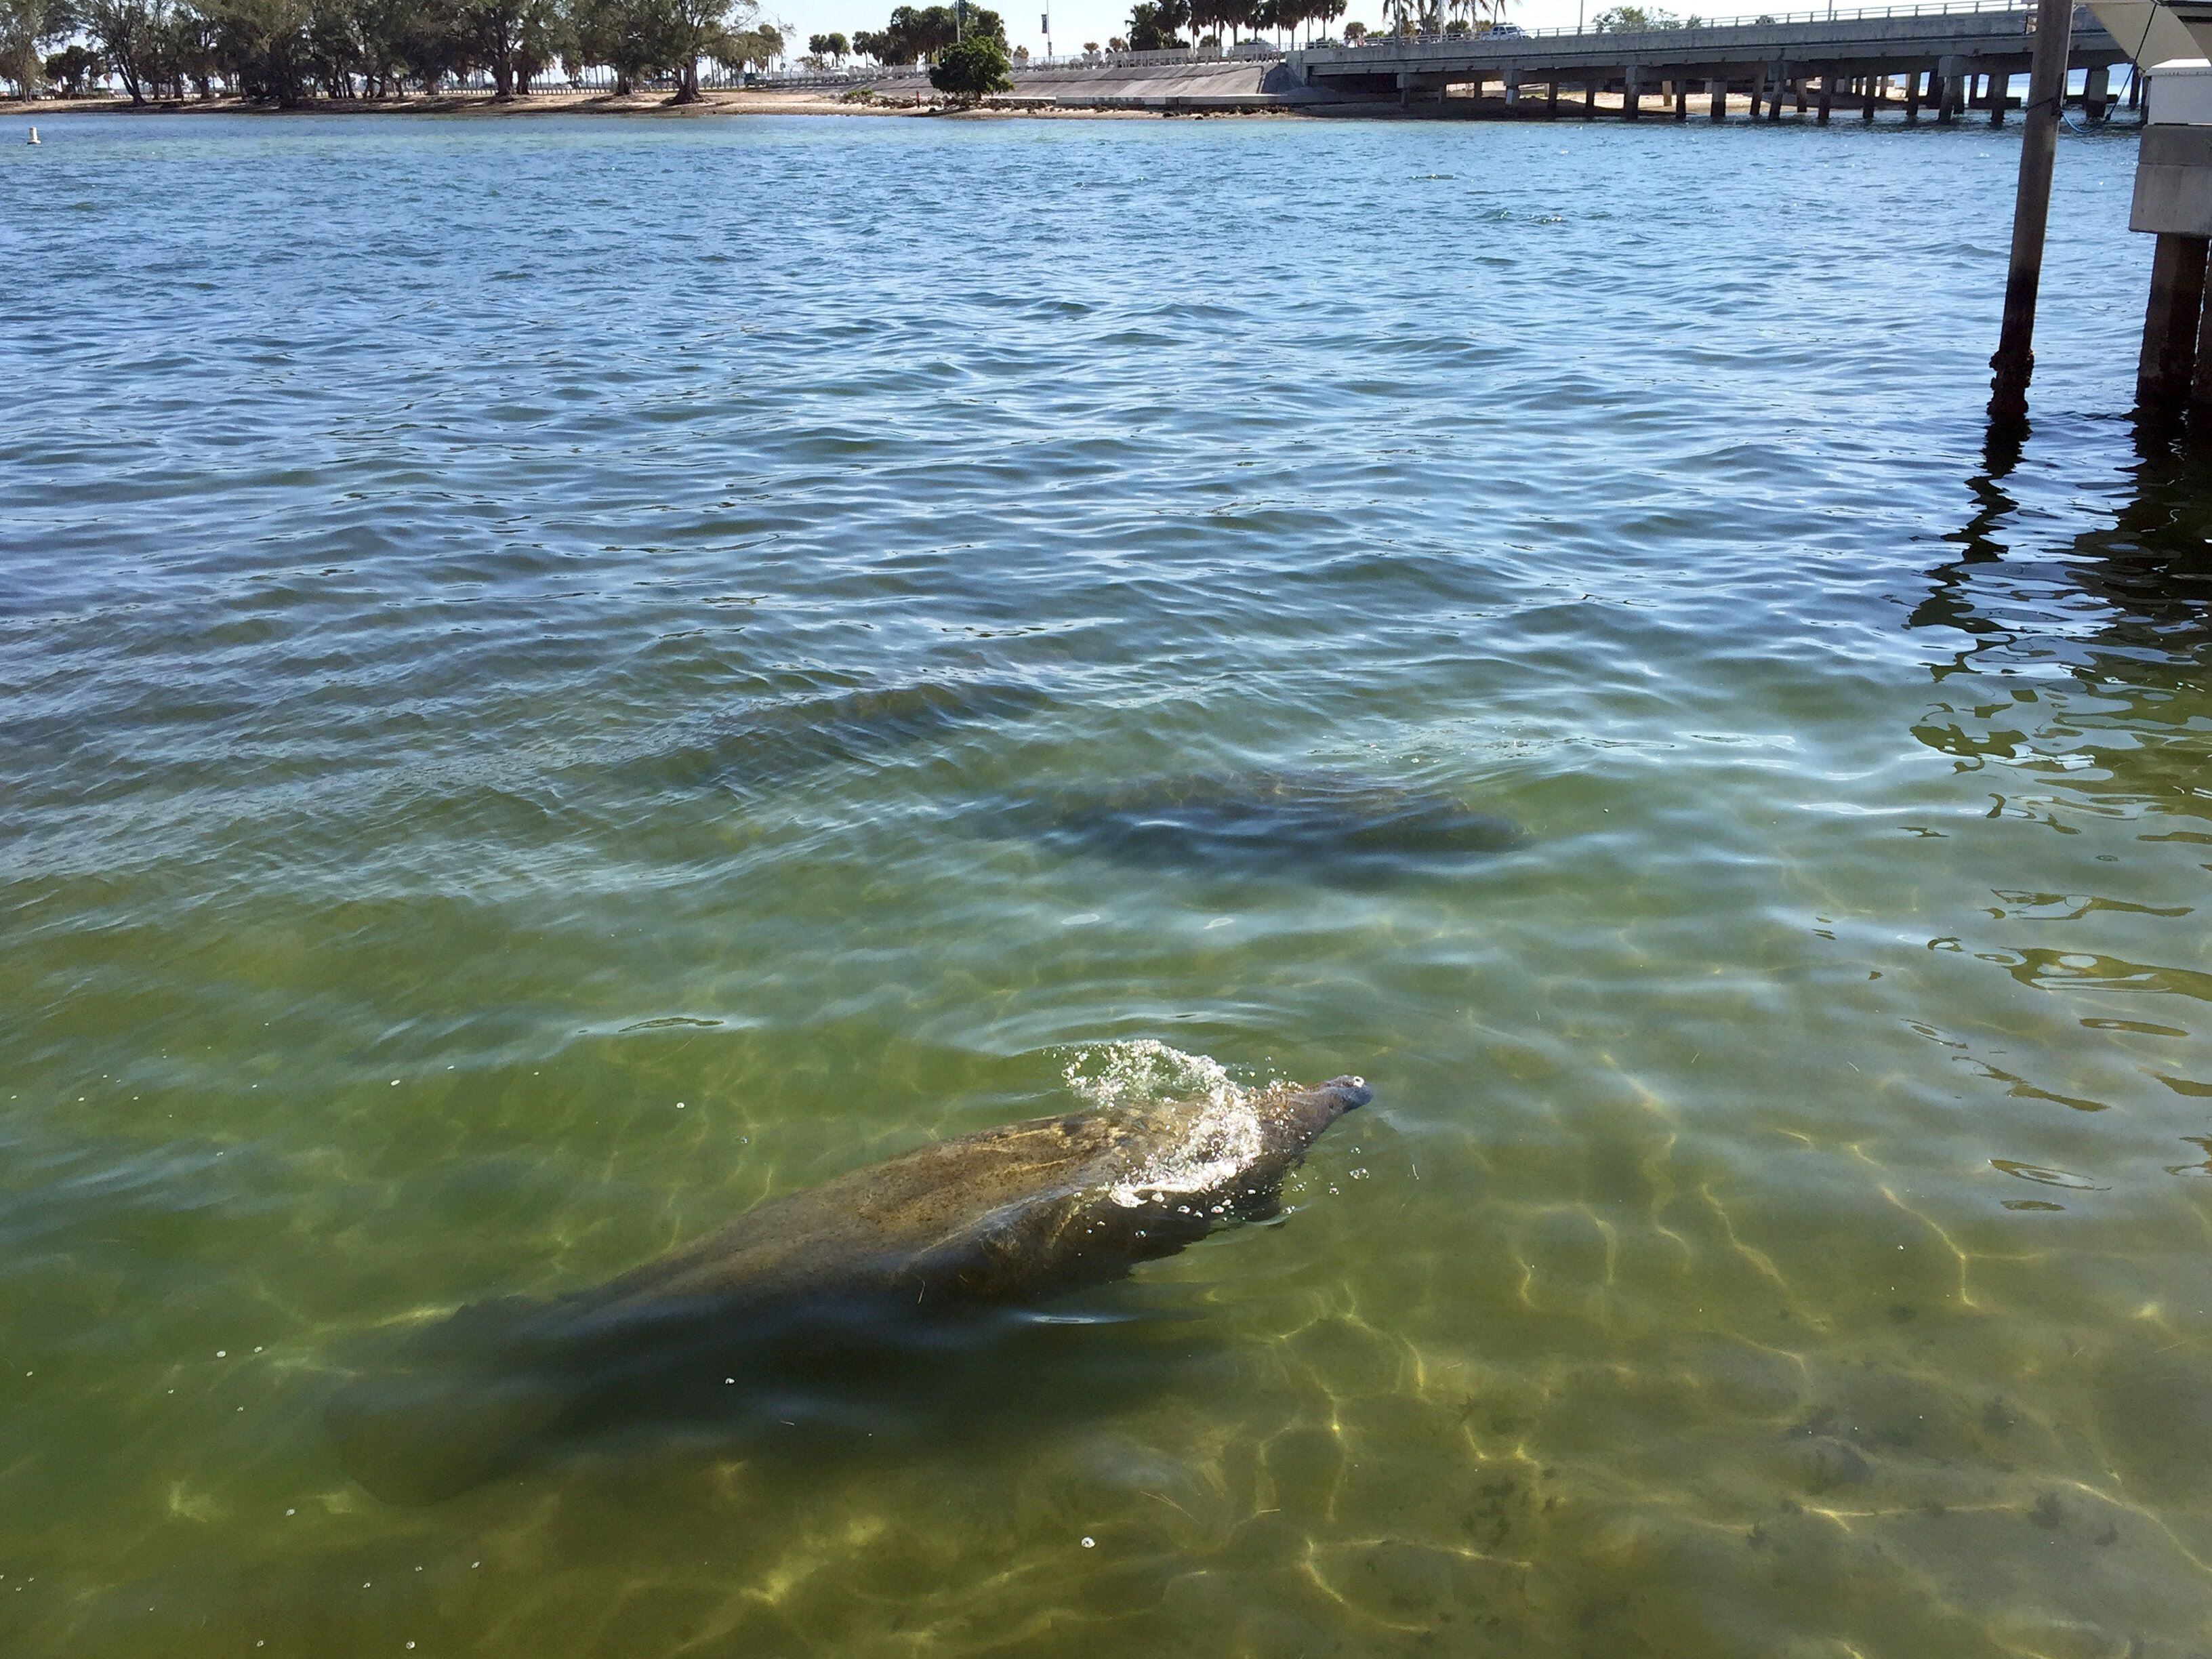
[1489, 22, 1525, 35]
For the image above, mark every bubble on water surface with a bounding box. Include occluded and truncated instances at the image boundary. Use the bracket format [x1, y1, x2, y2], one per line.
[1060, 1040, 1267, 1210]
[1059, 1039, 1238, 1112]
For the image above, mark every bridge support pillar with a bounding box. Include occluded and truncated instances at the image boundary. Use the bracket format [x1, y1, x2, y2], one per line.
[2195, 279, 2212, 415]
[2137, 234, 2210, 411]
[2085, 63, 2108, 123]
[1991, 70, 2007, 125]
[1709, 77, 1725, 120]
[1547, 79, 1559, 117]
[1624, 65, 1641, 119]
[1817, 75, 1832, 123]
[1504, 66, 1519, 110]
[1906, 69, 1921, 122]
[1584, 77, 1598, 117]
[1864, 75, 1879, 121]
[1766, 62, 1786, 121]
[1796, 79, 1808, 115]
[1675, 78, 1687, 119]
[1936, 56, 1962, 125]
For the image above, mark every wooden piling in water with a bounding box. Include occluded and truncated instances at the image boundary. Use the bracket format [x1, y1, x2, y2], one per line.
[1987, 0, 2075, 424]
[2137, 233, 2211, 409]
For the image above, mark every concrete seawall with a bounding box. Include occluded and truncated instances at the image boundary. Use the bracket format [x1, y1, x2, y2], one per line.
[853, 59, 1368, 113]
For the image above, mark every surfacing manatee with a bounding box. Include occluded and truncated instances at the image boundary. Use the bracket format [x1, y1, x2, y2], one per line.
[1006, 770, 1519, 880]
[327, 1071, 1370, 1502]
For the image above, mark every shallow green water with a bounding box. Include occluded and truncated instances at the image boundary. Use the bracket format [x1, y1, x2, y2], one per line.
[3, 110, 2209, 1657]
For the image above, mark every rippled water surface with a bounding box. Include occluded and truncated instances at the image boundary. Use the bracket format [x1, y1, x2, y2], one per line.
[4, 110, 2209, 1657]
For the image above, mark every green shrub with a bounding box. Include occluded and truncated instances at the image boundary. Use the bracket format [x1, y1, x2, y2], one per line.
[928, 32, 1009, 100]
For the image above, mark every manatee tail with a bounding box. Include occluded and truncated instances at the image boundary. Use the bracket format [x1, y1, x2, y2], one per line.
[324, 1296, 573, 1504]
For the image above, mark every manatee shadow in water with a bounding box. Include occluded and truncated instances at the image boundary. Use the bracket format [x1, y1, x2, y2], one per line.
[998, 769, 1523, 883]
[325, 1286, 1208, 1503]
[608, 680, 1052, 799]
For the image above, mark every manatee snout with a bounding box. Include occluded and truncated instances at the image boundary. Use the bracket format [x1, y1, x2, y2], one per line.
[1313, 1076, 1372, 1113]
[1263, 1075, 1372, 1147]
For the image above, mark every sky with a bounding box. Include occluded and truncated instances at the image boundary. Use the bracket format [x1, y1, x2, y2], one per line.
[757, 0, 1609, 62]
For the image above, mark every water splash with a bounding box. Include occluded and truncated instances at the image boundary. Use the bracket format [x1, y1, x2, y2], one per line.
[1060, 1041, 1265, 1212]
[1063, 1037, 1251, 1104]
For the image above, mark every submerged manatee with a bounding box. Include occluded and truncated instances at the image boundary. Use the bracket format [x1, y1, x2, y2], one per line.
[632, 679, 1051, 796]
[1009, 770, 1519, 879]
[329, 1073, 1370, 1501]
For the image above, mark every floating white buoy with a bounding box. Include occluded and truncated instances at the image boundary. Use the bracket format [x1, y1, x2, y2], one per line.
[26, 127, 39, 145]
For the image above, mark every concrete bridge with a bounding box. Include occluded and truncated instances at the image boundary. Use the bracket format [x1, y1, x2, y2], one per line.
[1282, 3, 2133, 120]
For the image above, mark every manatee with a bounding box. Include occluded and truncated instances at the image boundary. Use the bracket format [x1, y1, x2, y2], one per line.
[1005, 769, 1519, 879]
[623, 679, 1050, 796]
[328, 1073, 1371, 1501]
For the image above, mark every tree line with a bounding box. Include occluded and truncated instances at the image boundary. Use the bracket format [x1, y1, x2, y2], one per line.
[800, 0, 1364, 64]
[1121, 0, 1343, 53]
[2, 0, 1536, 105]
[0, 0, 1046, 98]
[0, 0, 786, 102]
[812, 0, 1366, 60]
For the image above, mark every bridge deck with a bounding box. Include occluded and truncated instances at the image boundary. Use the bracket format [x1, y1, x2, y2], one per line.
[1288, 5, 2125, 94]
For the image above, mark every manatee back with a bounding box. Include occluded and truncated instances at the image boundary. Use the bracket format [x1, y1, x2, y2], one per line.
[581, 1105, 1163, 1314]
[1021, 771, 1519, 876]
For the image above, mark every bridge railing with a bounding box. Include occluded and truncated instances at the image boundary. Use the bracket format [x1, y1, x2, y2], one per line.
[1332, 0, 2033, 47]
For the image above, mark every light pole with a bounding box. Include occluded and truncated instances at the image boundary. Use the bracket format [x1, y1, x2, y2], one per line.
[1043, 10, 1052, 59]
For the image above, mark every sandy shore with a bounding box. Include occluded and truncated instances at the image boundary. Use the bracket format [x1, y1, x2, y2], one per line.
[0, 87, 1267, 120]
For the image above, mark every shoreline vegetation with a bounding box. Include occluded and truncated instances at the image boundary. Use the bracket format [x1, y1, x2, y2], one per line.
[2, 84, 1293, 115]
